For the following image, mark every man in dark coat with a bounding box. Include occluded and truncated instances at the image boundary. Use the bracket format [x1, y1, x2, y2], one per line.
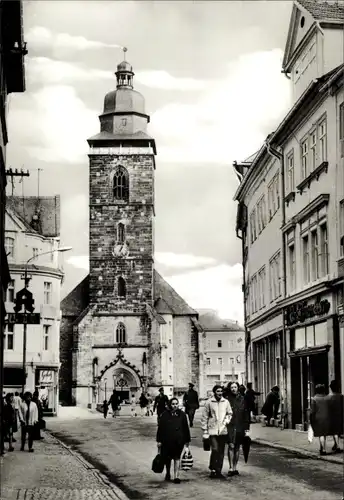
[153, 388, 169, 423]
[183, 383, 199, 427]
[108, 390, 120, 418]
[244, 382, 261, 419]
[261, 386, 280, 425]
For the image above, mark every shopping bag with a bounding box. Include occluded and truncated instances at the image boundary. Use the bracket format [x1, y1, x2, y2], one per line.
[181, 447, 193, 471]
[307, 424, 314, 443]
[152, 453, 165, 473]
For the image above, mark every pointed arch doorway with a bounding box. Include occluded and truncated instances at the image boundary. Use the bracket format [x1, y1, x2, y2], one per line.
[98, 357, 142, 405]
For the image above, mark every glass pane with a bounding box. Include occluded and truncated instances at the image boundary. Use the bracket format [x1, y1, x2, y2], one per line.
[306, 325, 314, 347]
[294, 327, 306, 350]
[314, 321, 328, 345]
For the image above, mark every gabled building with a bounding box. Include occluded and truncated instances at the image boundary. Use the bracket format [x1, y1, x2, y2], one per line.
[60, 55, 205, 407]
[4, 196, 63, 415]
[234, 0, 344, 430]
[198, 309, 245, 395]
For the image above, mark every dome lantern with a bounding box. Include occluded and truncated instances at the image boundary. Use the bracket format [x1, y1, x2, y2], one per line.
[115, 47, 134, 89]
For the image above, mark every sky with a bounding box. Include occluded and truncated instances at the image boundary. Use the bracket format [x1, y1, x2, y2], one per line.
[7, 0, 293, 323]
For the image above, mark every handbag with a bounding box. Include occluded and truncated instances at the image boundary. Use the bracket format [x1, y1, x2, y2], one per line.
[181, 447, 193, 471]
[307, 424, 314, 443]
[152, 453, 165, 473]
[203, 437, 210, 451]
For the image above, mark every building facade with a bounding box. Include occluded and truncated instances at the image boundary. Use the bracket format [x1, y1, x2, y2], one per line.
[234, 0, 344, 429]
[198, 310, 245, 396]
[4, 196, 63, 415]
[60, 56, 205, 408]
[0, 0, 27, 450]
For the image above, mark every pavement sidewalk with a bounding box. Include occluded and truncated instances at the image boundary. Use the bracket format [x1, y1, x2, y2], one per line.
[248, 422, 344, 465]
[0, 430, 129, 500]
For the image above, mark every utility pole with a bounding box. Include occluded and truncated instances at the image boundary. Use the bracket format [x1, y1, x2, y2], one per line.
[5, 168, 30, 195]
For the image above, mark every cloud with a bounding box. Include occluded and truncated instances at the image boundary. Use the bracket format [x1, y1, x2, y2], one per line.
[26, 26, 123, 51]
[150, 49, 292, 164]
[66, 255, 89, 271]
[165, 264, 244, 322]
[7, 85, 98, 163]
[155, 252, 216, 268]
[135, 70, 207, 91]
[26, 57, 113, 85]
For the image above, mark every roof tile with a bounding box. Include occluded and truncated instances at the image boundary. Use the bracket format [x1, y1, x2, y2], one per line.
[297, 0, 344, 20]
[7, 195, 60, 237]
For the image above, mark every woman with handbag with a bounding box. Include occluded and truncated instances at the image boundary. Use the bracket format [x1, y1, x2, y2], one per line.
[156, 397, 191, 484]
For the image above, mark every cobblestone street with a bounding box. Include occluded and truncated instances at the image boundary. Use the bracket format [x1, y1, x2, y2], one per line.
[0, 431, 126, 500]
[45, 411, 343, 500]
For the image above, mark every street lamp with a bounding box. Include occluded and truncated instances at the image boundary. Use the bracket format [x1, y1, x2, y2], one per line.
[21, 246, 72, 394]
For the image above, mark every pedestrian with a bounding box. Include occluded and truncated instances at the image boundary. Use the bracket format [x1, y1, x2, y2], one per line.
[139, 391, 148, 417]
[201, 384, 233, 479]
[261, 386, 280, 426]
[102, 399, 109, 418]
[3, 393, 16, 452]
[244, 382, 261, 420]
[310, 384, 329, 455]
[146, 393, 153, 416]
[18, 391, 39, 452]
[130, 394, 137, 417]
[325, 380, 343, 453]
[157, 397, 191, 484]
[153, 388, 169, 423]
[108, 390, 120, 418]
[32, 390, 44, 440]
[183, 383, 200, 428]
[224, 381, 250, 476]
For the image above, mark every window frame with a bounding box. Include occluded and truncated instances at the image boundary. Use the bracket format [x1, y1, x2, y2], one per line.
[5, 323, 14, 350]
[43, 325, 50, 351]
[116, 322, 127, 344]
[117, 276, 126, 298]
[286, 150, 295, 193]
[6, 279, 15, 303]
[43, 282, 52, 305]
[5, 236, 14, 259]
[301, 137, 309, 179]
[112, 166, 129, 202]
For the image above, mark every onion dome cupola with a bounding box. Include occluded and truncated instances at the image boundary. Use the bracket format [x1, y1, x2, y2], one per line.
[87, 47, 156, 154]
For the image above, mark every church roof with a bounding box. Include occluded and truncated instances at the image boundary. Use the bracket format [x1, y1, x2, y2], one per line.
[61, 270, 197, 319]
[61, 275, 90, 317]
[6, 196, 60, 237]
[88, 130, 155, 143]
[296, 0, 344, 21]
[197, 309, 244, 331]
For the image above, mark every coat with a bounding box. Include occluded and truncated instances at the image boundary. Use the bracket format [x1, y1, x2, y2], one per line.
[157, 409, 191, 448]
[18, 401, 39, 427]
[226, 393, 250, 438]
[201, 396, 233, 436]
[310, 394, 329, 437]
[153, 394, 169, 415]
[183, 389, 199, 410]
[325, 393, 343, 436]
[261, 391, 280, 419]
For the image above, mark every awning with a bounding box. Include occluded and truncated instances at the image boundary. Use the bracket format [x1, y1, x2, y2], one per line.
[288, 343, 330, 358]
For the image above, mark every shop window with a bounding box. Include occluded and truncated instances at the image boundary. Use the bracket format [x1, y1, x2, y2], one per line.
[314, 321, 328, 345]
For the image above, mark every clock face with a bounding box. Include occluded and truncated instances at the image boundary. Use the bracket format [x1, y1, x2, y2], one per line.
[112, 243, 129, 258]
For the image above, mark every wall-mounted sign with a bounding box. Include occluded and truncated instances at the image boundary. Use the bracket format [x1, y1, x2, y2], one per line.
[285, 298, 331, 327]
[5, 312, 41, 325]
[38, 370, 54, 385]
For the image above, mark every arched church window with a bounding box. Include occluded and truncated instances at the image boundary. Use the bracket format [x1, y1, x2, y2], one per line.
[113, 166, 129, 202]
[116, 322, 126, 344]
[117, 223, 125, 244]
[118, 276, 126, 298]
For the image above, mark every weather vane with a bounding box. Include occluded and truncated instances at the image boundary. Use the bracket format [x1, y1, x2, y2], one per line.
[123, 47, 127, 60]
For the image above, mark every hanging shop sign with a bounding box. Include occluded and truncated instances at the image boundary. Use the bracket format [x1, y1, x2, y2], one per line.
[285, 297, 331, 327]
[38, 370, 55, 385]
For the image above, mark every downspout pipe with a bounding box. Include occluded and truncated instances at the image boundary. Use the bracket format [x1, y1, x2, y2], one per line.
[236, 212, 249, 385]
[265, 141, 288, 428]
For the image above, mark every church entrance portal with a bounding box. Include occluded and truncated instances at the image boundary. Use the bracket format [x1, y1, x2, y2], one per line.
[97, 364, 142, 404]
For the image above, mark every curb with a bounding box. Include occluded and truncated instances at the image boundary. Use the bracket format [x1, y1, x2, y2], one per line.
[251, 437, 344, 465]
[46, 431, 130, 500]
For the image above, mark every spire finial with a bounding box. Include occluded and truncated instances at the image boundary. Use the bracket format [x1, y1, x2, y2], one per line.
[123, 47, 127, 61]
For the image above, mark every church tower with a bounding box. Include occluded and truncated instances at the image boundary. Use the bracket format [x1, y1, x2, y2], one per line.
[87, 49, 156, 314]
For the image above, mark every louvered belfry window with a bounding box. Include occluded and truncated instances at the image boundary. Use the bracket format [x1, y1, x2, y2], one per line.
[113, 166, 129, 201]
[118, 276, 126, 298]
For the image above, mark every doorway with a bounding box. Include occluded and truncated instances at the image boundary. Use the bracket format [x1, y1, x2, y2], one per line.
[309, 352, 329, 397]
[117, 391, 130, 404]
